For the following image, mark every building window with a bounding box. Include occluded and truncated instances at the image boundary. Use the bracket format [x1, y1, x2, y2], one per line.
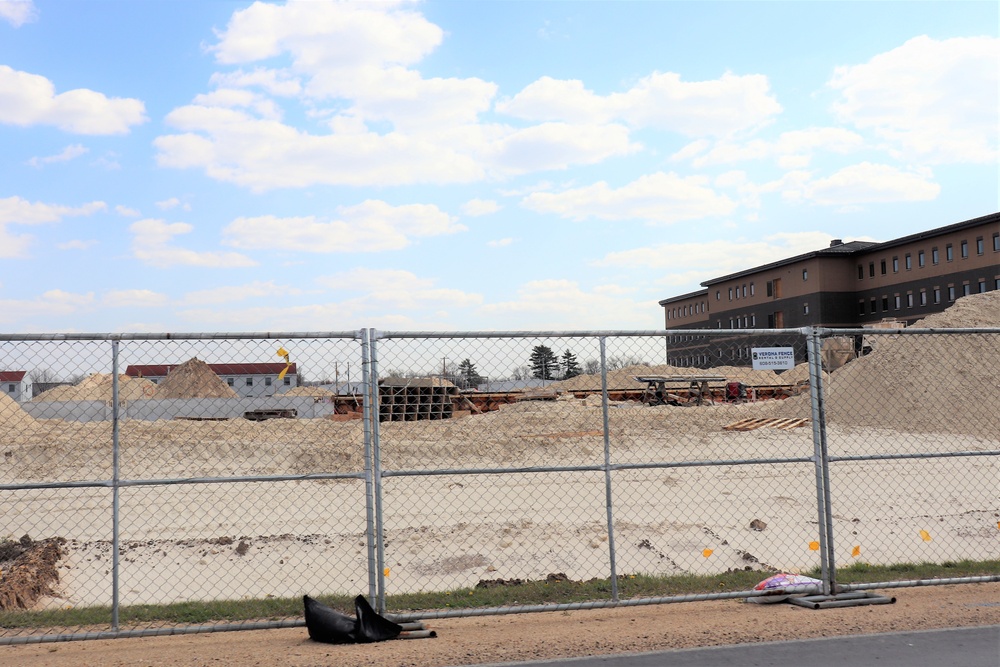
[918, 250, 925, 267]
[858, 265, 864, 279]
[905, 254, 911, 270]
[962, 283, 971, 296]
[932, 247, 939, 264]
[227, 378, 235, 386]
[869, 262, 875, 277]
[976, 237, 984, 255]
[729, 318, 734, 328]
[946, 244, 953, 261]
[750, 314, 756, 327]
[766, 281, 773, 297]
[919, 290, 927, 306]
[880, 259, 887, 275]
[749, 283, 755, 296]
[892, 257, 898, 273]
[960, 241, 968, 258]
[994, 233, 1000, 251]
[246, 378, 253, 386]
[803, 303, 809, 315]
[802, 269, 808, 281]
[265, 377, 273, 386]
[906, 293, 913, 308]
[284, 377, 292, 385]
[948, 286, 956, 301]
[6, 384, 13, 393]
[893, 295, 901, 310]
[729, 288, 733, 301]
[870, 298, 877, 314]
[979, 280, 987, 293]
[933, 288, 941, 304]
[716, 290, 720, 300]
[882, 296, 889, 311]
[858, 301, 866, 316]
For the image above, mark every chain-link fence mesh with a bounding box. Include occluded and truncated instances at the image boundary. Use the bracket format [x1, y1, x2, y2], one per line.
[0, 328, 997, 642]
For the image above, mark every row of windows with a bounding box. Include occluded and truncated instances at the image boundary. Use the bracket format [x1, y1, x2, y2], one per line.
[858, 234, 998, 280]
[668, 348, 758, 367]
[666, 301, 708, 320]
[223, 376, 293, 387]
[857, 279, 998, 315]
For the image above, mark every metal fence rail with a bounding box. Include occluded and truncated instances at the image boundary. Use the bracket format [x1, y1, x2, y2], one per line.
[0, 327, 997, 643]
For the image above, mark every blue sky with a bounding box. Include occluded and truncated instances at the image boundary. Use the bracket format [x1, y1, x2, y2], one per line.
[1, 0, 997, 333]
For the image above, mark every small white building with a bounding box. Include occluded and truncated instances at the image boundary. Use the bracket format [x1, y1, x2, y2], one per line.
[1, 371, 32, 402]
[125, 363, 298, 398]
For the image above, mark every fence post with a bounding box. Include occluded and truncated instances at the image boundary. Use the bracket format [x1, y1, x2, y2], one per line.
[806, 328, 836, 596]
[111, 339, 121, 630]
[367, 329, 389, 614]
[360, 329, 379, 606]
[599, 337, 619, 602]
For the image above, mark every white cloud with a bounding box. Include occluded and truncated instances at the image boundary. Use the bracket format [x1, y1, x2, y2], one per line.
[497, 71, 782, 137]
[461, 198, 501, 216]
[115, 205, 141, 217]
[596, 232, 838, 276]
[102, 289, 169, 308]
[183, 280, 297, 306]
[222, 200, 465, 253]
[316, 268, 483, 311]
[487, 237, 515, 248]
[155, 197, 185, 210]
[478, 279, 655, 329]
[0, 65, 147, 134]
[0, 0, 36, 27]
[26, 143, 88, 167]
[129, 218, 257, 268]
[673, 127, 866, 168]
[782, 162, 940, 205]
[829, 35, 999, 164]
[155, 2, 639, 190]
[520, 172, 736, 224]
[0, 290, 95, 326]
[0, 196, 106, 258]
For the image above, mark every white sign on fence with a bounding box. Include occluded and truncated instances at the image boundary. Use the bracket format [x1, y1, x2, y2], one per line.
[751, 347, 796, 370]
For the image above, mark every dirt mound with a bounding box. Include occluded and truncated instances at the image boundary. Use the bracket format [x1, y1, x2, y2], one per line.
[154, 358, 239, 399]
[913, 290, 1000, 327]
[772, 292, 1000, 438]
[0, 391, 36, 428]
[32, 374, 157, 402]
[0, 536, 66, 610]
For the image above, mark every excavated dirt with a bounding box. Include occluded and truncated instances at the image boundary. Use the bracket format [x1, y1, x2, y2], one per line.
[0, 537, 66, 611]
[153, 358, 239, 399]
[31, 374, 157, 402]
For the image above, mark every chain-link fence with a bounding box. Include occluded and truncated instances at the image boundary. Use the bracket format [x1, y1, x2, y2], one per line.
[0, 328, 997, 643]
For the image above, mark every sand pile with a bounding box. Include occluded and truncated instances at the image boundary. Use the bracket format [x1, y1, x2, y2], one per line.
[549, 364, 784, 392]
[772, 292, 1000, 439]
[154, 358, 239, 399]
[0, 391, 36, 428]
[31, 374, 157, 402]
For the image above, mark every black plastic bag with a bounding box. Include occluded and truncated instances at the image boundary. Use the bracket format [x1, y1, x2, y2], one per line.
[303, 594, 402, 644]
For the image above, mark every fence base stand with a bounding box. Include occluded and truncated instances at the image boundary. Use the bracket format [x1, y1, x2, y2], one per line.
[787, 591, 896, 610]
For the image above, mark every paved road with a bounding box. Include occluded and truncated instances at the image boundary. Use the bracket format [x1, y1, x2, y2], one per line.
[476, 626, 1000, 667]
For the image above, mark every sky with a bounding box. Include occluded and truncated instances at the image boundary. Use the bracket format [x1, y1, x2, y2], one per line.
[1, 0, 998, 334]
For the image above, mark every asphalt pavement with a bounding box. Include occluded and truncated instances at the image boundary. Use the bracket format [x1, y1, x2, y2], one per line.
[473, 625, 1000, 667]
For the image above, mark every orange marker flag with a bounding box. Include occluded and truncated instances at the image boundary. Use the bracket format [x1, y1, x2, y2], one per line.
[702, 549, 713, 558]
[851, 545, 861, 558]
[919, 530, 932, 542]
[808, 541, 820, 551]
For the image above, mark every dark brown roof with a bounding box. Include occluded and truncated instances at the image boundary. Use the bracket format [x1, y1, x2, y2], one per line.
[125, 363, 296, 378]
[0, 371, 27, 382]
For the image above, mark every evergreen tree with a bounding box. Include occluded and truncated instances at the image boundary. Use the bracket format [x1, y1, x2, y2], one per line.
[457, 358, 483, 388]
[528, 345, 559, 380]
[560, 350, 582, 379]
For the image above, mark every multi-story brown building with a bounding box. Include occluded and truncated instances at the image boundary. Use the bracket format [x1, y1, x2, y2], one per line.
[658, 212, 1000, 367]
